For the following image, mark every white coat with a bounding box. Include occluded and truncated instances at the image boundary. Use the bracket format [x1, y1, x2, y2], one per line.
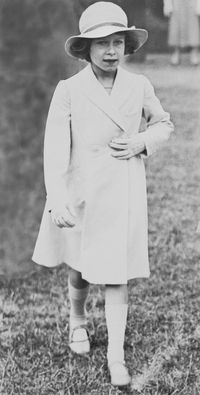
[32, 64, 174, 284]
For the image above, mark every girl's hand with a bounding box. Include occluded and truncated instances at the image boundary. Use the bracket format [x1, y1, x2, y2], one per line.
[109, 135, 145, 160]
[163, 9, 172, 17]
[51, 205, 76, 228]
[163, 0, 173, 17]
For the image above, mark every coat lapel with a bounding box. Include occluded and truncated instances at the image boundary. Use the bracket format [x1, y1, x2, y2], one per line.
[110, 66, 134, 109]
[79, 64, 133, 133]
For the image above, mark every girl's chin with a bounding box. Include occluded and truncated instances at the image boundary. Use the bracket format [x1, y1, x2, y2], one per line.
[91, 62, 119, 75]
[101, 63, 119, 72]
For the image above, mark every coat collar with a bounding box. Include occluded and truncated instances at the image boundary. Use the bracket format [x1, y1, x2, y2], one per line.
[79, 64, 133, 133]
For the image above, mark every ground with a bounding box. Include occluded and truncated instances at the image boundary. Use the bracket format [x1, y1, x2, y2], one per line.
[0, 54, 200, 394]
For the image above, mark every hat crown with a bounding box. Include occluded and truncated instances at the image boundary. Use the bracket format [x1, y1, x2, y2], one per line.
[79, 2, 128, 34]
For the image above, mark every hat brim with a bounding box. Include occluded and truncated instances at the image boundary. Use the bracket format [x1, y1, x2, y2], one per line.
[65, 26, 148, 60]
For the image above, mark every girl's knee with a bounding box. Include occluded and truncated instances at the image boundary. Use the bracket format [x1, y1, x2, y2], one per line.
[105, 284, 128, 304]
[69, 268, 89, 289]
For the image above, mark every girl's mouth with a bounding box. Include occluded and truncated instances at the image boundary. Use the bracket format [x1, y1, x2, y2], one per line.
[103, 59, 118, 63]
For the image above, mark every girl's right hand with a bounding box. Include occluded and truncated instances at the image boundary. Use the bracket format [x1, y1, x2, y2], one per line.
[51, 205, 76, 228]
[163, 0, 173, 17]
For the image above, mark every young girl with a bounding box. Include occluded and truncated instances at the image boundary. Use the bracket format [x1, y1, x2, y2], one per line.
[33, 2, 174, 387]
[164, 0, 200, 65]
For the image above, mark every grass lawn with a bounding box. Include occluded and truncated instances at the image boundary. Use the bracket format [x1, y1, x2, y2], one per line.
[0, 55, 200, 394]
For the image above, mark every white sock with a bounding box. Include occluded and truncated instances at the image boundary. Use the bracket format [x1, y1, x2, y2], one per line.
[68, 280, 89, 330]
[105, 303, 128, 365]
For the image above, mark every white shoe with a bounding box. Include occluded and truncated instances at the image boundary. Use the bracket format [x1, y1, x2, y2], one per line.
[108, 361, 131, 387]
[69, 325, 90, 354]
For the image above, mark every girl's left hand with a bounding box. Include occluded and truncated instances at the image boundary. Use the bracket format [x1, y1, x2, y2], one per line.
[109, 135, 146, 160]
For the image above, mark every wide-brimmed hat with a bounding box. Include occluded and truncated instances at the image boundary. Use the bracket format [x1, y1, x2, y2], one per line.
[65, 1, 148, 60]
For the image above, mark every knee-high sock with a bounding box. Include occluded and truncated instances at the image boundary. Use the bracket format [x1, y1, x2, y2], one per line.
[105, 303, 128, 364]
[68, 280, 89, 329]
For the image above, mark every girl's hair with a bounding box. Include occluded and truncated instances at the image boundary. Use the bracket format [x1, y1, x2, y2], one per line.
[70, 38, 91, 61]
[125, 33, 137, 55]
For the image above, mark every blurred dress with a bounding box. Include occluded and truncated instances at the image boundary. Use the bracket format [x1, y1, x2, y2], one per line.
[164, 0, 200, 47]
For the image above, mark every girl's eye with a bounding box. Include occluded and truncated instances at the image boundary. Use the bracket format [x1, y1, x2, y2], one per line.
[114, 40, 124, 45]
[97, 40, 107, 46]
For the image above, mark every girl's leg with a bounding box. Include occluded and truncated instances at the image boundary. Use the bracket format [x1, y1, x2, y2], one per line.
[105, 284, 131, 386]
[69, 268, 89, 327]
[105, 284, 128, 363]
[190, 46, 199, 65]
[68, 268, 90, 354]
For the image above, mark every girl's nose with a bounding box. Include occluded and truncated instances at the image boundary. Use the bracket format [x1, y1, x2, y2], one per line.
[107, 43, 115, 55]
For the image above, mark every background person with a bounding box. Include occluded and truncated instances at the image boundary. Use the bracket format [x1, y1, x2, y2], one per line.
[163, 0, 200, 65]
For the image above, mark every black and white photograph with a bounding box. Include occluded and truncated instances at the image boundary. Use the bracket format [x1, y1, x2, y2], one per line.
[0, 0, 200, 393]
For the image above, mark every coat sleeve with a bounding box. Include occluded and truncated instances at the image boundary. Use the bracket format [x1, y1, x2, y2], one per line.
[43, 80, 71, 210]
[163, 0, 173, 16]
[140, 77, 174, 157]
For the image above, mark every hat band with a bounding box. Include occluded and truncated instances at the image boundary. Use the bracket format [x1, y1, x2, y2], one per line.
[82, 22, 127, 34]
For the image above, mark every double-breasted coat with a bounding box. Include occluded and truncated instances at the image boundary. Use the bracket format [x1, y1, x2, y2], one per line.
[32, 64, 174, 284]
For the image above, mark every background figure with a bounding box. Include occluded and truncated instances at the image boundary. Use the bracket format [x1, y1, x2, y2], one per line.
[163, 0, 200, 65]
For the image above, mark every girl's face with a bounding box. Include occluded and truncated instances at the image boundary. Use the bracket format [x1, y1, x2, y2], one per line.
[90, 33, 125, 74]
